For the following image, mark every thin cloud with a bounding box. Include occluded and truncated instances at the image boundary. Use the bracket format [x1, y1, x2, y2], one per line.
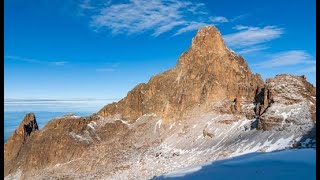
[173, 22, 208, 36]
[223, 25, 284, 49]
[79, 0, 95, 10]
[4, 98, 119, 112]
[186, 2, 207, 15]
[298, 66, 316, 73]
[236, 45, 268, 54]
[87, 0, 226, 36]
[54, 61, 68, 66]
[230, 13, 250, 22]
[253, 50, 316, 68]
[5, 55, 42, 63]
[232, 25, 252, 30]
[209, 16, 229, 23]
[5, 55, 68, 66]
[4, 98, 118, 102]
[152, 21, 186, 37]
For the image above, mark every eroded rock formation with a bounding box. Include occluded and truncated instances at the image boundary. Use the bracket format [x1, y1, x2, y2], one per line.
[258, 74, 316, 131]
[98, 26, 264, 122]
[4, 113, 39, 175]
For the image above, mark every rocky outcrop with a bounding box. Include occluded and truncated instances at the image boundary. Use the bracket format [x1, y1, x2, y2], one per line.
[4, 113, 39, 176]
[257, 74, 316, 131]
[203, 124, 214, 138]
[4, 114, 99, 177]
[98, 26, 264, 122]
[231, 96, 242, 113]
[254, 85, 274, 117]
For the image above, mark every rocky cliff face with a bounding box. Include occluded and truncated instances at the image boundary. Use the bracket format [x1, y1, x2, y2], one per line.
[258, 74, 316, 131]
[98, 26, 264, 122]
[4, 113, 39, 175]
[4, 26, 316, 180]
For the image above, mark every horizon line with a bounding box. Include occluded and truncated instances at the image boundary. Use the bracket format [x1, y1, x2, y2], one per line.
[4, 98, 120, 102]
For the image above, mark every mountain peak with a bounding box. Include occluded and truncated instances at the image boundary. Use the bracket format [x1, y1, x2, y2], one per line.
[97, 26, 264, 121]
[20, 113, 38, 136]
[10, 112, 38, 140]
[195, 25, 220, 36]
[190, 25, 227, 54]
[4, 113, 39, 175]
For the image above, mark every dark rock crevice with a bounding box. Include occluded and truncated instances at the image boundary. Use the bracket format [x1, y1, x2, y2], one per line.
[251, 85, 274, 130]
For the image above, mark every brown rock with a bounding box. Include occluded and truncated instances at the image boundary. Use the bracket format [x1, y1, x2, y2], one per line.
[98, 25, 264, 122]
[258, 74, 316, 130]
[263, 88, 269, 109]
[254, 85, 273, 116]
[203, 125, 214, 138]
[4, 113, 38, 175]
[4, 114, 96, 177]
[234, 96, 241, 112]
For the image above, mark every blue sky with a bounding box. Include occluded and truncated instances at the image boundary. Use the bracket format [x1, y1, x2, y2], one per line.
[4, 0, 316, 101]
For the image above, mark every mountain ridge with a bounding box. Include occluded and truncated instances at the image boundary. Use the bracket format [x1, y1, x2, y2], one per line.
[4, 25, 316, 180]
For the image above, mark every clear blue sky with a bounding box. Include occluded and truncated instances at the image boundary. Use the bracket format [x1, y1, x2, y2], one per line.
[4, 0, 316, 100]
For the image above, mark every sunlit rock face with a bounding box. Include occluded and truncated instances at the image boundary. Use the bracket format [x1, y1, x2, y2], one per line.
[98, 25, 264, 122]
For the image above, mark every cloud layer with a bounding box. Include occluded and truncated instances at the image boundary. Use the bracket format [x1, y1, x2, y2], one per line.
[253, 50, 315, 68]
[5, 55, 68, 66]
[298, 66, 316, 73]
[223, 26, 284, 51]
[85, 0, 228, 36]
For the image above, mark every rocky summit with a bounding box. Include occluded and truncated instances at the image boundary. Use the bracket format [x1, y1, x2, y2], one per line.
[98, 26, 263, 122]
[4, 25, 316, 180]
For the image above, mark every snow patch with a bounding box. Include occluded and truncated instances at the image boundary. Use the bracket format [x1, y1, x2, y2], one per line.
[118, 119, 131, 126]
[163, 166, 202, 178]
[156, 149, 315, 180]
[69, 131, 93, 144]
[231, 135, 294, 157]
[4, 169, 22, 180]
[54, 158, 82, 168]
[87, 121, 97, 130]
[169, 122, 176, 130]
[154, 119, 162, 133]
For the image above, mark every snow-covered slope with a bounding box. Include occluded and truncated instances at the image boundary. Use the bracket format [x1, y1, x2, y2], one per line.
[154, 148, 316, 180]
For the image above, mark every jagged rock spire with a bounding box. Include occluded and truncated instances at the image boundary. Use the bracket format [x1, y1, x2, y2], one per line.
[4, 113, 39, 175]
[16, 113, 39, 140]
[190, 25, 228, 54]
